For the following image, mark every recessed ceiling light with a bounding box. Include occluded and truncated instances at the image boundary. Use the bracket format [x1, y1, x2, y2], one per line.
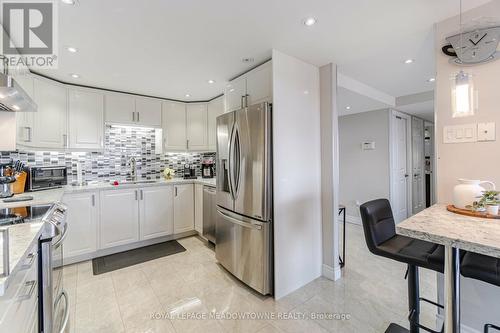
[303, 17, 317, 26]
[242, 58, 254, 63]
[12, 105, 20, 111]
[346, 106, 351, 110]
[66, 46, 78, 53]
[229, 88, 235, 92]
[428, 77, 436, 82]
[404, 59, 414, 64]
[61, 0, 76, 4]
[208, 80, 215, 84]
[185, 94, 191, 98]
[70, 73, 80, 78]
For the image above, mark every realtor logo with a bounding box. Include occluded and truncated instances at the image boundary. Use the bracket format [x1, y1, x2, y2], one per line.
[1, 0, 58, 69]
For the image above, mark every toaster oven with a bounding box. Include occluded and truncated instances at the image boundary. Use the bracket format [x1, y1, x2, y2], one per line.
[26, 166, 67, 191]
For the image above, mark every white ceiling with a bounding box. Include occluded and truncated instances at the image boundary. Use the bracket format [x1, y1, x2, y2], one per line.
[338, 87, 390, 117]
[397, 101, 435, 122]
[37, 0, 491, 101]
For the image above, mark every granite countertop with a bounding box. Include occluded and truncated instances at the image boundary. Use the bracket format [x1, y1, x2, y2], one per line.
[397, 204, 500, 259]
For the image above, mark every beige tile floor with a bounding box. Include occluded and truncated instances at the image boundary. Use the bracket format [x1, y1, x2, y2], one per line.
[63, 223, 439, 333]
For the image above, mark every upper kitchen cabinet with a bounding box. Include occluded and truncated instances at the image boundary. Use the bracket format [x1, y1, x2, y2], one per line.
[68, 88, 104, 150]
[135, 97, 161, 127]
[186, 103, 208, 151]
[224, 61, 272, 113]
[104, 92, 135, 125]
[162, 101, 187, 151]
[14, 74, 35, 147]
[208, 96, 224, 151]
[32, 77, 68, 149]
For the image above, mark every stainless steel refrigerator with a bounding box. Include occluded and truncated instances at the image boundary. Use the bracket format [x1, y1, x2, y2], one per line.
[216, 102, 273, 295]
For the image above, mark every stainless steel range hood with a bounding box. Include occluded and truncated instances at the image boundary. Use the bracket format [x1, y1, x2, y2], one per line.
[0, 72, 37, 112]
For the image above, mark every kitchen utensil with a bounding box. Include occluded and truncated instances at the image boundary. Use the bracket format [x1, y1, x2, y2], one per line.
[0, 176, 16, 198]
[453, 179, 496, 209]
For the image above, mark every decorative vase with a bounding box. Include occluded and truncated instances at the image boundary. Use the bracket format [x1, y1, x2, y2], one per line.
[453, 179, 496, 210]
[487, 205, 499, 215]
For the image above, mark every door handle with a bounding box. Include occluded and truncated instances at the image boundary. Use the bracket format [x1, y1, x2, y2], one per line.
[52, 222, 68, 248]
[217, 210, 263, 230]
[405, 174, 409, 178]
[56, 290, 70, 333]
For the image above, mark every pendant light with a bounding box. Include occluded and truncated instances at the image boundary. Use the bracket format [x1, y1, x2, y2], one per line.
[451, 0, 476, 118]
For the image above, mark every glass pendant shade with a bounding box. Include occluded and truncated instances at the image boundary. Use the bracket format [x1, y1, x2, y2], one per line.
[451, 70, 475, 118]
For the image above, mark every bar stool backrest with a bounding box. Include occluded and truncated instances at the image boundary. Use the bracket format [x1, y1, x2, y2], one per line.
[360, 199, 396, 252]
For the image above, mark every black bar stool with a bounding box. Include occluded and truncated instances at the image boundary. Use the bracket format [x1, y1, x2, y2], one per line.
[360, 199, 445, 333]
[460, 252, 500, 333]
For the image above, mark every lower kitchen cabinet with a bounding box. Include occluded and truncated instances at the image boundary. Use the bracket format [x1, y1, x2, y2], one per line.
[194, 184, 203, 234]
[174, 184, 195, 234]
[139, 186, 174, 240]
[100, 188, 139, 249]
[63, 192, 98, 259]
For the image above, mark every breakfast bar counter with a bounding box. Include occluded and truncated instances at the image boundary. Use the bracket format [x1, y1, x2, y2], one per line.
[397, 204, 500, 333]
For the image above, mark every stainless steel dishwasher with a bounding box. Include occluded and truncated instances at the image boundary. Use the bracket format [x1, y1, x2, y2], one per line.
[203, 186, 216, 244]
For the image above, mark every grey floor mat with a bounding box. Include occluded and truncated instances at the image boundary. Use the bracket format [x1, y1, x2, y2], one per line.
[92, 240, 186, 275]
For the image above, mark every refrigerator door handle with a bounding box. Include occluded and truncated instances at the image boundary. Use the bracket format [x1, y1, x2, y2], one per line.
[228, 124, 236, 200]
[217, 210, 263, 230]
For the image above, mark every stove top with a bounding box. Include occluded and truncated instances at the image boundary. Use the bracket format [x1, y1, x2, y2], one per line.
[0, 204, 52, 227]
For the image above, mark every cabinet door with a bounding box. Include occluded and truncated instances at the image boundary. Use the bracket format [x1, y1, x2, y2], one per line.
[104, 93, 135, 124]
[246, 61, 272, 106]
[100, 189, 139, 249]
[14, 74, 35, 146]
[68, 88, 104, 150]
[173, 184, 194, 234]
[186, 104, 208, 151]
[207, 97, 224, 151]
[33, 78, 67, 149]
[63, 192, 98, 259]
[135, 97, 161, 127]
[139, 186, 174, 240]
[162, 101, 187, 151]
[224, 77, 246, 112]
[194, 184, 203, 234]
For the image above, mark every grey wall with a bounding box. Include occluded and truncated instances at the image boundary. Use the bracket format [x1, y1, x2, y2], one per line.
[339, 109, 390, 219]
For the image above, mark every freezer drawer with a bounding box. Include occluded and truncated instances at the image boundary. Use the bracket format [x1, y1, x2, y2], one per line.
[215, 207, 272, 295]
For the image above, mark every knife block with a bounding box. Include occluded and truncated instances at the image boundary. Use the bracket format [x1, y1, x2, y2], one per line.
[12, 171, 27, 194]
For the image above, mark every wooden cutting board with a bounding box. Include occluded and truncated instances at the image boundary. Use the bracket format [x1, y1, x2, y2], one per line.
[447, 205, 500, 219]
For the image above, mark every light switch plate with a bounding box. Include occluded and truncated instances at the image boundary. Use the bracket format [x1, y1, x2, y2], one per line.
[362, 141, 375, 150]
[443, 124, 477, 144]
[477, 122, 496, 142]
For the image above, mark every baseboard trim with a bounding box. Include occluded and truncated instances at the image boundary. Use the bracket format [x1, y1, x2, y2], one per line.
[338, 215, 361, 225]
[436, 314, 480, 333]
[322, 264, 342, 281]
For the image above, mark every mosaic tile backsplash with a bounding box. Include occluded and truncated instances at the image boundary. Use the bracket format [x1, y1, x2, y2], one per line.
[0, 125, 216, 183]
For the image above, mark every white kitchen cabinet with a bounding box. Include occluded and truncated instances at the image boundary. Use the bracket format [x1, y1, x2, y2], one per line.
[246, 61, 272, 106]
[194, 184, 203, 234]
[186, 103, 208, 151]
[63, 192, 98, 259]
[207, 96, 224, 151]
[104, 92, 135, 125]
[139, 186, 174, 240]
[135, 97, 161, 127]
[32, 77, 68, 149]
[162, 101, 187, 151]
[224, 76, 246, 112]
[174, 184, 194, 234]
[68, 88, 104, 150]
[99, 189, 139, 249]
[14, 74, 35, 146]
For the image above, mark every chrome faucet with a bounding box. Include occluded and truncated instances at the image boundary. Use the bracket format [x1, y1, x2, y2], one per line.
[127, 157, 137, 182]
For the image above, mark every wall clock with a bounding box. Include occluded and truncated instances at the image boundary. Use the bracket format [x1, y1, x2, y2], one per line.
[443, 26, 500, 65]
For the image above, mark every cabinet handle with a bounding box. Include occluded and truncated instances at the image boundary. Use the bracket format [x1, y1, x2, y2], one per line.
[245, 94, 249, 107]
[175, 187, 178, 197]
[63, 134, 68, 148]
[140, 189, 143, 200]
[241, 95, 245, 108]
[24, 127, 32, 142]
[91, 194, 95, 206]
[186, 139, 189, 150]
[132, 112, 135, 122]
[135, 190, 138, 200]
[137, 112, 140, 122]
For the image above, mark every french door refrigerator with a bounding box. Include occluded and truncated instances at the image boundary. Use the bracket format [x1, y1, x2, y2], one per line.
[216, 102, 273, 295]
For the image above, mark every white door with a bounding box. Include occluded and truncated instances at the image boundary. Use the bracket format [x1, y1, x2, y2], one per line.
[14, 74, 35, 146]
[412, 117, 425, 214]
[162, 101, 187, 151]
[100, 189, 139, 249]
[68, 88, 104, 150]
[246, 61, 273, 106]
[139, 186, 174, 240]
[62, 192, 98, 259]
[391, 112, 410, 223]
[194, 184, 203, 234]
[105, 92, 135, 124]
[224, 77, 246, 112]
[207, 96, 224, 151]
[33, 78, 68, 149]
[135, 97, 161, 127]
[173, 184, 194, 234]
[186, 104, 208, 151]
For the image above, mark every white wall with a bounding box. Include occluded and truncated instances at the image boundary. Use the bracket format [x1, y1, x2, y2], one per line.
[320, 64, 340, 280]
[272, 49, 322, 299]
[435, 1, 500, 331]
[0, 113, 16, 151]
[339, 109, 391, 220]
